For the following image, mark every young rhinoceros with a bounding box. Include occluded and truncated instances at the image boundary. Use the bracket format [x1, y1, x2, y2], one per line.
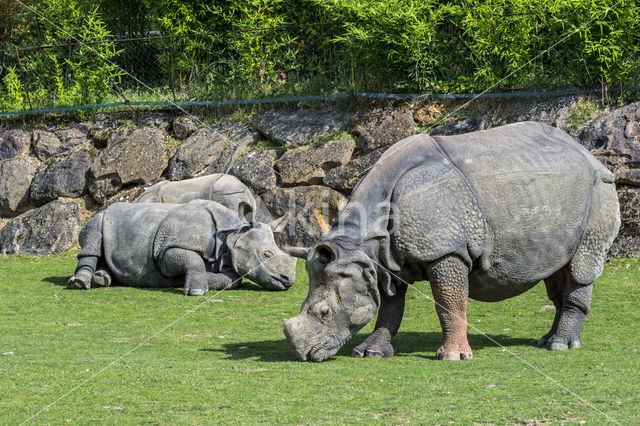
[67, 200, 296, 295]
[284, 122, 620, 362]
[134, 174, 258, 222]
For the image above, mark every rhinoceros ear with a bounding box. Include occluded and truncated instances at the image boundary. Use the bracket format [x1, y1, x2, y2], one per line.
[285, 246, 312, 259]
[238, 201, 255, 225]
[268, 213, 290, 234]
[315, 242, 336, 265]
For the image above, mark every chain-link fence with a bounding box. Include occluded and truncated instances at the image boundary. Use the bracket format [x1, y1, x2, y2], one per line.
[0, 22, 348, 115]
[2, 0, 640, 117]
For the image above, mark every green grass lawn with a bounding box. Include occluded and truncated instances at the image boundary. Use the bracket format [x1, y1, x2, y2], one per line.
[1, 253, 639, 424]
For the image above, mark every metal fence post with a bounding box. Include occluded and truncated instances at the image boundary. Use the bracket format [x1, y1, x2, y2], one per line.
[159, 34, 177, 102]
[13, 48, 33, 110]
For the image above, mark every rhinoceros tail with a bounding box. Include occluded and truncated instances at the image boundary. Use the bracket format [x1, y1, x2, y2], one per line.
[569, 176, 621, 285]
[594, 168, 615, 184]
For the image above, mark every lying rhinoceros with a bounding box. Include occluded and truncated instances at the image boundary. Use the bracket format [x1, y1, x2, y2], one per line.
[284, 122, 620, 362]
[68, 199, 296, 295]
[134, 174, 257, 222]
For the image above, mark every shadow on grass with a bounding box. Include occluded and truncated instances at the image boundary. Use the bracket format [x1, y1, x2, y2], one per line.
[43, 276, 262, 294]
[43, 276, 70, 287]
[203, 331, 539, 362]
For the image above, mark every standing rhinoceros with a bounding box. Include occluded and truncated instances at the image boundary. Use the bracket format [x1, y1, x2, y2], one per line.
[134, 174, 257, 222]
[283, 122, 620, 362]
[67, 199, 296, 295]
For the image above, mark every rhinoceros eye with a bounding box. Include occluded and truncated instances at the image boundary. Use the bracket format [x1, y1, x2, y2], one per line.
[320, 306, 330, 317]
[263, 250, 274, 260]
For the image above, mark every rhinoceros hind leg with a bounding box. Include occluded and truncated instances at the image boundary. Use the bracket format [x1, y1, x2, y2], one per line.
[427, 255, 473, 361]
[540, 266, 591, 350]
[92, 269, 112, 288]
[161, 248, 209, 296]
[547, 277, 591, 351]
[352, 284, 406, 358]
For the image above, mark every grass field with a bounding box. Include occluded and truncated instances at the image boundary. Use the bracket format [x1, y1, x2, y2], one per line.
[1, 252, 639, 424]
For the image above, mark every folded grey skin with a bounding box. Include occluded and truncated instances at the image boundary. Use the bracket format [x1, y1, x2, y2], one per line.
[68, 199, 296, 295]
[284, 122, 619, 362]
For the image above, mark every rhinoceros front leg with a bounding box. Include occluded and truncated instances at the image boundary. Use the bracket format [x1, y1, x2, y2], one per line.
[161, 248, 209, 296]
[207, 270, 241, 290]
[427, 255, 473, 361]
[352, 284, 407, 358]
[541, 268, 592, 351]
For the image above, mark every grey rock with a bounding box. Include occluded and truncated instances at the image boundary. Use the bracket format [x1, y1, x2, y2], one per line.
[323, 146, 389, 193]
[608, 186, 640, 257]
[0, 201, 80, 255]
[200, 122, 260, 176]
[0, 129, 29, 160]
[230, 149, 279, 195]
[32, 130, 62, 161]
[493, 96, 580, 129]
[33, 125, 88, 160]
[140, 115, 171, 130]
[56, 124, 89, 147]
[254, 196, 274, 224]
[276, 138, 355, 186]
[577, 102, 640, 176]
[89, 122, 114, 147]
[615, 169, 640, 187]
[168, 122, 259, 180]
[172, 116, 198, 140]
[430, 117, 487, 136]
[252, 106, 349, 148]
[30, 151, 91, 206]
[89, 127, 168, 204]
[0, 158, 38, 217]
[261, 185, 347, 247]
[349, 107, 415, 152]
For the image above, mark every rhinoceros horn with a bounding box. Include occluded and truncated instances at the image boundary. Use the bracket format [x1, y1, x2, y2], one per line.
[268, 213, 290, 233]
[285, 246, 312, 259]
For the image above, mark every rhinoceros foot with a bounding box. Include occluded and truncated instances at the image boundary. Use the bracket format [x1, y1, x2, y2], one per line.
[183, 286, 208, 296]
[436, 344, 473, 361]
[351, 341, 394, 359]
[67, 267, 93, 290]
[541, 334, 582, 351]
[351, 329, 395, 358]
[91, 269, 112, 288]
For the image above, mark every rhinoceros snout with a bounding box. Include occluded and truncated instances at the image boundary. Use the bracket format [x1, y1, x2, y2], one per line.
[279, 274, 293, 288]
[283, 316, 309, 361]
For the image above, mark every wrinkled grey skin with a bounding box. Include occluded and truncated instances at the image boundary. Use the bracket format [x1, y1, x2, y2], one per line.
[134, 174, 257, 222]
[68, 200, 296, 295]
[284, 122, 620, 362]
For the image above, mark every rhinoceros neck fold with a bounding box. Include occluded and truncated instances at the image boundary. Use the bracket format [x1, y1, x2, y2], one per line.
[325, 134, 444, 274]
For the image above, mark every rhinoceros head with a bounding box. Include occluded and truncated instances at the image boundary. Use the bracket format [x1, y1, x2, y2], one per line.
[226, 216, 296, 291]
[283, 240, 380, 362]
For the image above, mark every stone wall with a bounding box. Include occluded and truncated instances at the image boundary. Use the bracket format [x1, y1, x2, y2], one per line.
[0, 97, 638, 257]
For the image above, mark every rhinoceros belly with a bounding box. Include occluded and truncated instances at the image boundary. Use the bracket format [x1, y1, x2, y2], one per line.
[432, 122, 594, 301]
[102, 203, 182, 288]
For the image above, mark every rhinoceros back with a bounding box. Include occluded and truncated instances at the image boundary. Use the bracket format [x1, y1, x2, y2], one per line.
[432, 122, 601, 295]
[102, 203, 183, 287]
